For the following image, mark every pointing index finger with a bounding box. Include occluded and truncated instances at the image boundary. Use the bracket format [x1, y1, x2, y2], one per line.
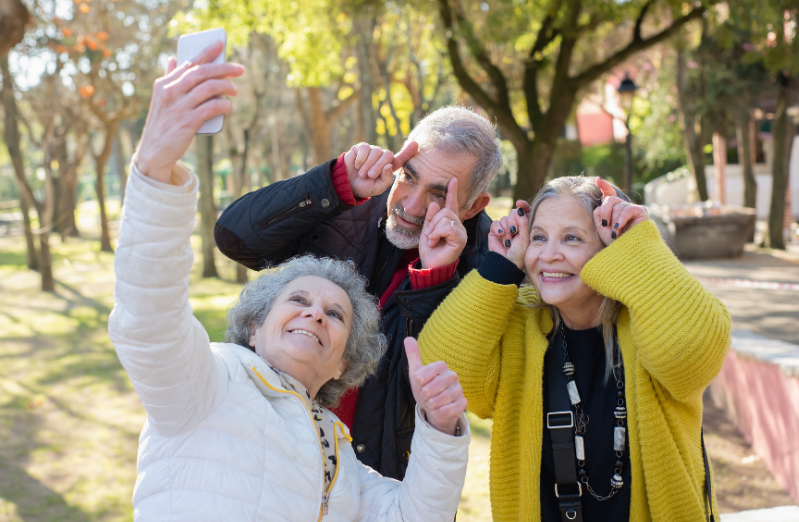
[445, 177, 459, 214]
[595, 177, 617, 200]
[393, 140, 418, 170]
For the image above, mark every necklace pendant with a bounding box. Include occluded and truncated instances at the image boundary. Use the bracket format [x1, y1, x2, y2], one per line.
[574, 435, 585, 460]
[611, 473, 624, 489]
[614, 427, 626, 452]
[614, 406, 627, 419]
[567, 381, 581, 406]
[563, 361, 575, 377]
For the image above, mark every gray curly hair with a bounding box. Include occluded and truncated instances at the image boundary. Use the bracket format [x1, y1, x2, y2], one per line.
[225, 256, 386, 408]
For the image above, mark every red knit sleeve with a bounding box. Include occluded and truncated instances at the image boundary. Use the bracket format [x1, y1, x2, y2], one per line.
[408, 258, 460, 289]
[331, 152, 368, 206]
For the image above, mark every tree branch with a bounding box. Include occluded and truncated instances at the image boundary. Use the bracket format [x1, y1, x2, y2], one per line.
[436, 0, 528, 150]
[326, 87, 361, 123]
[633, 0, 655, 42]
[573, 4, 705, 88]
[524, 12, 559, 131]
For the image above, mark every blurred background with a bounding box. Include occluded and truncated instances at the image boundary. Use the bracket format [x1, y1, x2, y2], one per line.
[0, 0, 797, 520]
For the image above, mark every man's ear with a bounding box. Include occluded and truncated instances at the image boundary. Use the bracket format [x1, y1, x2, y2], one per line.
[463, 191, 491, 220]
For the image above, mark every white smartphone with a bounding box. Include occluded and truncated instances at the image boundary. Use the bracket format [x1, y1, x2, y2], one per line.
[176, 28, 227, 135]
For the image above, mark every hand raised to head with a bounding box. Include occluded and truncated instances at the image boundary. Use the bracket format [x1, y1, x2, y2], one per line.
[419, 177, 468, 269]
[488, 200, 531, 269]
[344, 141, 418, 199]
[135, 42, 245, 183]
[405, 337, 467, 436]
[592, 178, 649, 246]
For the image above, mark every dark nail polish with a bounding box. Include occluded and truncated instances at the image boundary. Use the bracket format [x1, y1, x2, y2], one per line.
[611, 231, 617, 239]
[504, 239, 511, 247]
[517, 208, 524, 216]
[497, 228, 503, 234]
[602, 219, 608, 227]
[614, 222, 620, 229]
[510, 226, 517, 235]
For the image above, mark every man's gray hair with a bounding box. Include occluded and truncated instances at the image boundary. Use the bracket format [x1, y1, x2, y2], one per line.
[225, 256, 386, 409]
[404, 106, 502, 206]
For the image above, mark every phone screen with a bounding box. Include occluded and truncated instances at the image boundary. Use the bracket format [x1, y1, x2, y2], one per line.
[176, 28, 227, 135]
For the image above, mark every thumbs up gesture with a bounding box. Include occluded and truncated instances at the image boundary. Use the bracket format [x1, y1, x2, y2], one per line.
[404, 337, 467, 436]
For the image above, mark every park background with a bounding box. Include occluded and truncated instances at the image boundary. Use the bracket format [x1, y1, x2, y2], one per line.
[0, 0, 798, 520]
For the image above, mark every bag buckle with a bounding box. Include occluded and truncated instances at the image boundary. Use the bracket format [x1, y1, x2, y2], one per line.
[555, 482, 583, 498]
[546, 411, 574, 429]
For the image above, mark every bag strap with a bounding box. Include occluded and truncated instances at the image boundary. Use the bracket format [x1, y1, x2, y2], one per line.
[702, 429, 715, 522]
[547, 342, 584, 522]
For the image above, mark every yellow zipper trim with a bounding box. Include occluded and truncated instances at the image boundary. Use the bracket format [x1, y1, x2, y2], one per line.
[251, 367, 328, 520]
[320, 421, 350, 516]
[251, 367, 347, 520]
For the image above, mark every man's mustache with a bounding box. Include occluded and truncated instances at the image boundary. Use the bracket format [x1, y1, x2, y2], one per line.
[391, 205, 424, 227]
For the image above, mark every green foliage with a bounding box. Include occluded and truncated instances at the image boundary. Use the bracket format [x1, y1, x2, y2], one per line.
[172, 0, 352, 87]
[630, 79, 686, 179]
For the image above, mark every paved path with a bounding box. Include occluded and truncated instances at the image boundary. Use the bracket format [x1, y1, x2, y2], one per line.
[683, 250, 799, 344]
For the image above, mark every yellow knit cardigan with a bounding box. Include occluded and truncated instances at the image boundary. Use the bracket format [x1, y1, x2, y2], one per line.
[419, 220, 730, 522]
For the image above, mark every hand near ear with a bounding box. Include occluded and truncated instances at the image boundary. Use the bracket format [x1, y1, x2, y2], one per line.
[593, 178, 649, 246]
[405, 337, 467, 436]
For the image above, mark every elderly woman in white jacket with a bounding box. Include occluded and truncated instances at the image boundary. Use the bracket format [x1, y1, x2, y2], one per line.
[109, 41, 470, 522]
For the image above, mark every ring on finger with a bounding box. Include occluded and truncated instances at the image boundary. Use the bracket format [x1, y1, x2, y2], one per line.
[451, 220, 455, 227]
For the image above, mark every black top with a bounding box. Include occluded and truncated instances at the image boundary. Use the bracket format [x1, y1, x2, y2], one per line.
[541, 324, 631, 522]
[477, 252, 632, 520]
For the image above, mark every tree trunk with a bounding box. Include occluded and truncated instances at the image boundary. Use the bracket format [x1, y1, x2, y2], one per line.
[1, 55, 37, 270]
[736, 117, 757, 209]
[512, 140, 550, 202]
[354, 8, 378, 145]
[195, 135, 219, 278]
[765, 77, 791, 250]
[18, 187, 38, 270]
[305, 87, 333, 164]
[0, 0, 30, 56]
[57, 140, 80, 239]
[115, 130, 128, 205]
[676, 49, 709, 202]
[94, 120, 120, 253]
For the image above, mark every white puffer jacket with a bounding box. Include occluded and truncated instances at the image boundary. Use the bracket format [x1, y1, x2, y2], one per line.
[108, 163, 471, 521]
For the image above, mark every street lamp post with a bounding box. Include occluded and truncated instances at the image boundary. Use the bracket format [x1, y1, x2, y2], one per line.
[617, 74, 638, 197]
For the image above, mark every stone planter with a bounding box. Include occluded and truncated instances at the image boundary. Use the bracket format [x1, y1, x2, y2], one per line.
[651, 209, 756, 259]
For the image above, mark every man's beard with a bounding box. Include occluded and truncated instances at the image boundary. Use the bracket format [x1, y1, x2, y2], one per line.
[385, 203, 425, 250]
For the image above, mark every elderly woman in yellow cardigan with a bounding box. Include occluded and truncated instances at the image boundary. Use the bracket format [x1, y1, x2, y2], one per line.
[418, 176, 730, 522]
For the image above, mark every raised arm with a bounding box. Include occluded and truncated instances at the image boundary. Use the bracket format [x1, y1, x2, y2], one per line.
[581, 179, 730, 402]
[215, 142, 418, 270]
[109, 42, 244, 436]
[418, 209, 530, 420]
[581, 219, 730, 402]
[355, 339, 470, 522]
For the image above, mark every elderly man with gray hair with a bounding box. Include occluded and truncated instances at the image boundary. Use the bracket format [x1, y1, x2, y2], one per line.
[215, 106, 502, 480]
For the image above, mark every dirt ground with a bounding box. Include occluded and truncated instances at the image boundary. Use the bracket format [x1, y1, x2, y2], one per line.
[702, 391, 796, 513]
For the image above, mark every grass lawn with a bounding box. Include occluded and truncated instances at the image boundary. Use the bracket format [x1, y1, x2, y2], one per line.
[0, 213, 496, 521]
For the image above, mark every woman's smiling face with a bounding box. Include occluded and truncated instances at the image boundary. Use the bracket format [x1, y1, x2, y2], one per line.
[249, 275, 352, 396]
[524, 196, 605, 317]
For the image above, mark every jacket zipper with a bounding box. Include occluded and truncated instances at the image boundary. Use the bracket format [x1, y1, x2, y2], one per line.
[263, 196, 313, 228]
[251, 367, 344, 520]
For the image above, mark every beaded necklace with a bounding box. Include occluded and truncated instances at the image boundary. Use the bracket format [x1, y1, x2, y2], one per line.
[560, 323, 627, 501]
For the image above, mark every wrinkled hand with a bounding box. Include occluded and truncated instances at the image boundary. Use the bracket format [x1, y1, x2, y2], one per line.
[135, 42, 245, 183]
[344, 141, 418, 199]
[488, 200, 531, 269]
[418, 178, 467, 269]
[593, 178, 649, 246]
[405, 337, 466, 436]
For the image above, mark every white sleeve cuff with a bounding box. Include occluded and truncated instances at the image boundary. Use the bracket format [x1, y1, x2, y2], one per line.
[130, 155, 197, 194]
